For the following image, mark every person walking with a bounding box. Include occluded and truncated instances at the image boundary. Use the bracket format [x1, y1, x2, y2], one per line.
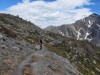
[39, 38, 43, 50]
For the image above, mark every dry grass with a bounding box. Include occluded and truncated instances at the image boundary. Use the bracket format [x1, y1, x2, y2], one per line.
[1, 26, 17, 38]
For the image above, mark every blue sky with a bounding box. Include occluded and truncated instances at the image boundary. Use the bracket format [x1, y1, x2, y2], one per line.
[0, 0, 21, 10]
[0, 0, 100, 28]
[0, 0, 100, 14]
[0, 0, 55, 10]
[84, 0, 100, 14]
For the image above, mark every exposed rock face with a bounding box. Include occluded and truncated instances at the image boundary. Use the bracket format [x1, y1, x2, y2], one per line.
[0, 33, 3, 38]
[45, 13, 100, 46]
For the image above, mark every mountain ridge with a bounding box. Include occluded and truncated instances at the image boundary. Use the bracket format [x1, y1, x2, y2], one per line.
[45, 13, 100, 47]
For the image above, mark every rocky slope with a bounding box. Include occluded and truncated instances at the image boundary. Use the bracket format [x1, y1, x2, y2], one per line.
[0, 13, 100, 75]
[13, 49, 81, 75]
[0, 13, 39, 75]
[0, 13, 80, 75]
[45, 13, 100, 47]
[45, 34, 100, 75]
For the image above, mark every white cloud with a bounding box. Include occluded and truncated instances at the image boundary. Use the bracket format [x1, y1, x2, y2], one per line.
[1, 0, 93, 28]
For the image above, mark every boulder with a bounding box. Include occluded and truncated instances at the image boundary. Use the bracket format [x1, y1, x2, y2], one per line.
[92, 60, 97, 64]
[12, 47, 21, 51]
[0, 33, 3, 39]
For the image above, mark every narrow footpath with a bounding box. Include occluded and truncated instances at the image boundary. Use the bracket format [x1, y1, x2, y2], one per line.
[12, 47, 81, 75]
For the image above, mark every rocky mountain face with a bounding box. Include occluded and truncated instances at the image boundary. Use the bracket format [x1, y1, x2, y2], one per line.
[0, 13, 100, 75]
[45, 13, 100, 47]
[0, 13, 81, 75]
[0, 13, 42, 75]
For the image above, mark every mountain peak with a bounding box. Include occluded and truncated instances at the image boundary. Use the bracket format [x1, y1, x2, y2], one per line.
[45, 13, 100, 47]
[89, 13, 100, 18]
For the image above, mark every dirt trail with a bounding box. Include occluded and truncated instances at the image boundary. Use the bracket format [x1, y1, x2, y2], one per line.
[12, 51, 35, 75]
[13, 47, 44, 75]
[12, 48, 81, 75]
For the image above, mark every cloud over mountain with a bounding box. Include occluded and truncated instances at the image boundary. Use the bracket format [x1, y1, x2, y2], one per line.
[1, 0, 94, 28]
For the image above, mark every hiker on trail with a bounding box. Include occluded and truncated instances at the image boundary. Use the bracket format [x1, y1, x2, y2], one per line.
[39, 38, 43, 50]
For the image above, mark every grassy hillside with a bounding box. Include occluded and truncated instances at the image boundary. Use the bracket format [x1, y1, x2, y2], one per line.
[44, 33, 100, 75]
[25, 29, 100, 75]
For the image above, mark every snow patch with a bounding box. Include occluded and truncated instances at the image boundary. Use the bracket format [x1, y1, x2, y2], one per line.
[84, 32, 91, 40]
[84, 32, 92, 41]
[79, 38, 84, 40]
[77, 28, 82, 40]
[61, 31, 64, 36]
[97, 24, 100, 27]
[89, 20, 91, 24]
[87, 38, 93, 42]
[88, 20, 92, 28]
